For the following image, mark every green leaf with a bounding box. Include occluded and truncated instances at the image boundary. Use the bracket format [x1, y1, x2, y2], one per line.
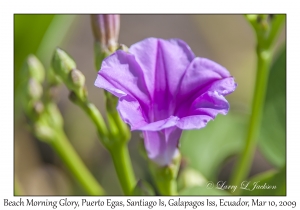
[241, 166, 286, 195]
[180, 113, 247, 180]
[14, 15, 55, 84]
[259, 46, 286, 168]
[180, 186, 230, 195]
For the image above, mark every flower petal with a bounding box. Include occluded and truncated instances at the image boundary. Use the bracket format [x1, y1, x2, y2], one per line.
[129, 38, 195, 121]
[143, 126, 182, 166]
[177, 115, 213, 130]
[117, 94, 148, 130]
[177, 91, 230, 129]
[174, 58, 236, 118]
[95, 50, 152, 124]
[176, 57, 231, 104]
[136, 116, 179, 131]
[201, 77, 237, 96]
[129, 38, 195, 99]
[190, 91, 230, 117]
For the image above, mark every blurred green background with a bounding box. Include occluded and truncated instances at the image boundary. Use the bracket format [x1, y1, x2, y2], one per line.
[14, 15, 286, 195]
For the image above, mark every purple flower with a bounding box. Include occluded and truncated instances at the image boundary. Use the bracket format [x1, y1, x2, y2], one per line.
[95, 38, 236, 166]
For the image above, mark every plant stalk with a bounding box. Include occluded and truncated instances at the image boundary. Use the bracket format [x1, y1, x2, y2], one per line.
[109, 143, 136, 195]
[50, 130, 105, 195]
[230, 47, 272, 194]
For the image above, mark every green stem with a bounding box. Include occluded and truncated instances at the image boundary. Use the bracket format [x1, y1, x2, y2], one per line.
[109, 143, 136, 195]
[104, 92, 136, 195]
[70, 92, 136, 195]
[106, 107, 131, 141]
[81, 101, 110, 145]
[266, 15, 285, 49]
[230, 14, 285, 195]
[149, 154, 180, 196]
[230, 47, 272, 194]
[105, 91, 130, 140]
[50, 130, 105, 195]
[92, 39, 136, 195]
[155, 177, 177, 195]
[69, 93, 110, 147]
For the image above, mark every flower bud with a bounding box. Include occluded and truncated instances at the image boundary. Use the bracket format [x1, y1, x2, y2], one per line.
[20, 78, 44, 119]
[51, 48, 88, 101]
[21, 55, 45, 83]
[91, 14, 120, 52]
[33, 101, 44, 115]
[34, 123, 56, 143]
[68, 69, 85, 89]
[52, 48, 76, 80]
[27, 78, 43, 100]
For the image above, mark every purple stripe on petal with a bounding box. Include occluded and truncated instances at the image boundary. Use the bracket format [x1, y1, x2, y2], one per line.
[189, 91, 230, 117]
[129, 38, 195, 122]
[176, 57, 230, 105]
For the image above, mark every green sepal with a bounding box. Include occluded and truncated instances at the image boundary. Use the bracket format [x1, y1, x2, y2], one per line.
[94, 41, 110, 71]
[117, 44, 129, 52]
[149, 153, 181, 195]
[105, 91, 130, 144]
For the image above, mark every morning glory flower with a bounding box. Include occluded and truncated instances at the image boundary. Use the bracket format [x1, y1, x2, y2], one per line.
[95, 38, 236, 166]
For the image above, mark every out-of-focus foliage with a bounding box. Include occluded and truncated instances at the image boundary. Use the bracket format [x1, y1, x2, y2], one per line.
[15, 15, 76, 121]
[14, 15, 54, 90]
[180, 186, 230, 195]
[242, 166, 286, 195]
[181, 113, 247, 180]
[177, 167, 207, 191]
[259, 46, 286, 168]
